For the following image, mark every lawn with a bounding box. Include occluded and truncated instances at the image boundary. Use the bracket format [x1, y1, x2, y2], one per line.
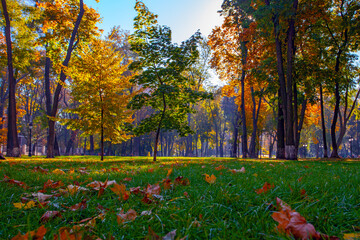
[0, 156, 359, 239]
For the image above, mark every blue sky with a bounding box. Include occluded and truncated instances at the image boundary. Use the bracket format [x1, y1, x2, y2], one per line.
[86, 0, 223, 44]
[86, 0, 224, 85]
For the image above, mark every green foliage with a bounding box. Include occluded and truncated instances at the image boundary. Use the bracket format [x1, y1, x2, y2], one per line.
[128, 1, 211, 137]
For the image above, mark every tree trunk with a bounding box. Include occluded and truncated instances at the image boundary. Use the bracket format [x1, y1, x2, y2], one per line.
[100, 106, 104, 161]
[277, 90, 285, 159]
[2, 0, 20, 157]
[284, 0, 298, 160]
[320, 85, 328, 158]
[89, 135, 94, 155]
[330, 49, 342, 158]
[65, 130, 78, 155]
[46, 0, 84, 158]
[231, 112, 240, 158]
[248, 87, 262, 158]
[239, 41, 248, 158]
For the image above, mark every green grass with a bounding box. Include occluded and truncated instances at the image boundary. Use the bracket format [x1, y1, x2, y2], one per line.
[0, 156, 359, 239]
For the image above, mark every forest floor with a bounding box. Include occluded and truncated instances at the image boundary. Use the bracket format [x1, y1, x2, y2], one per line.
[0, 156, 359, 239]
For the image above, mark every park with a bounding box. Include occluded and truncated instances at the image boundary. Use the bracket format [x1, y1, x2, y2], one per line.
[0, 0, 360, 239]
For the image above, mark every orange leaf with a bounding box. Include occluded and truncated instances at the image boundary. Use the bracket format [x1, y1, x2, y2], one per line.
[110, 183, 130, 201]
[11, 225, 46, 240]
[166, 168, 173, 177]
[203, 174, 216, 184]
[215, 165, 225, 170]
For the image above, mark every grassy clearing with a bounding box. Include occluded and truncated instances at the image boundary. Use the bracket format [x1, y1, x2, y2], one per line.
[0, 156, 359, 239]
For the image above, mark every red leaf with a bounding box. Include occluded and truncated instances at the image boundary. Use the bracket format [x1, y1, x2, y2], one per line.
[174, 176, 190, 186]
[40, 211, 62, 223]
[130, 186, 141, 194]
[2, 175, 27, 189]
[255, 182, 274, 194]
[65, 199, 87, 211]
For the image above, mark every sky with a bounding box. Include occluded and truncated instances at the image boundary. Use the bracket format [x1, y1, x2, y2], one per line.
[87, 0, 223, 44]
[86, 0, 225, 86]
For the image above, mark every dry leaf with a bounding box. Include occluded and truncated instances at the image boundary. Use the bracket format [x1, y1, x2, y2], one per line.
[203, 174, 216, 184]
[229, 167, 245, 173]
[13, 201, 36, 209]
[11, 225, 46, 240]
[255, 182, 274, 194]
[65, 199, 87, 211]
[343, 233, 360, 240]
[52, 169, 65, 175]
[40, 211, 62, 223]
[110, 183, 130, 201]
[271, 198, 339, 240]
[174, 176, 190, 186]
[166, 168, 173, 177]
[117, 209, 137, 224]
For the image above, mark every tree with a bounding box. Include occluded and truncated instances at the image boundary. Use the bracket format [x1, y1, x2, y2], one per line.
[37, 0, 100, 158]
[128, 1, 211, 161]
[64, 37, 134, 161]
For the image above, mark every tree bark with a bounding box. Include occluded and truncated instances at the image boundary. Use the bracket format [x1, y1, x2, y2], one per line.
[46, 0, 84, 158]
[240, 41, 248, 158]
[277, 90, 285, 159]
[231, 112, 240, 158]
[89, 135, 94, 155]
[330, 48, 342, 158]
[320, 85, 328, 158]
[2, 0, 20, 157]
[284, 0, 298, 160]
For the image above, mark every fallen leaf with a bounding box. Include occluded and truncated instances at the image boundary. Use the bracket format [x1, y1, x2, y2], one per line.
[13, 201, 36, 210]
[42, 179, 64, 191]
[52, 169, 65, 175]
[145, 227, 177, 240]
[229, 167, 245, 173]
[343, 233, 360, 240]
[33, 166, 49, 174]
[215, 165, 225, 170]
[145, 184, 161, 196]
[162, 178, 172, 190]
[11, 225, 46, 240]
[255, 182, 274, 194]
[130, 186, 141, 194]
[166, 168, 173, 177]
[31, 193, 54, 202]
[2, 175, 27, 189]
[40, 211, 62, 223]
[203, 174, 216, 184]
[271, 197, 339, 240]
[64, 199, 87, 211]
[174, 176, 190, 186]
[117, 209, 137, 224]
[110, 183, 130, 201]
